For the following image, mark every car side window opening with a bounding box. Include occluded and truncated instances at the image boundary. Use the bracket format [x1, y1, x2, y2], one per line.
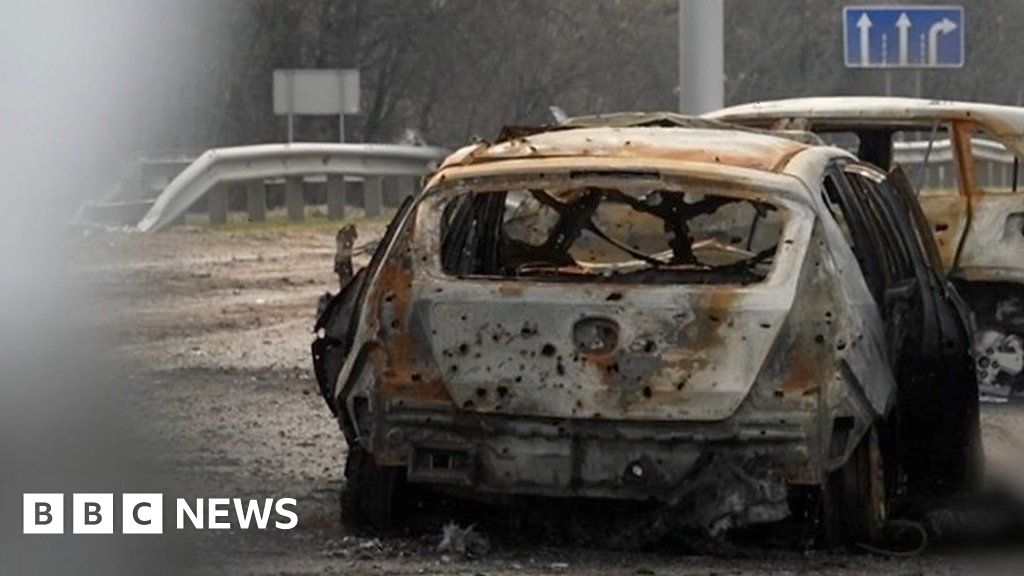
[809, 130, 892, 168]
[816, 131, 861, 155]
[820, 165, 889, 304]
[821, 127, 960, 198]
[821, 173, 856, 247]
[856, 131, 894, 170]
[969, 127, 1023, 194]
[886, 166, 947, 275]
[843, 169, 916, 286]
[894, 126, 960, 198]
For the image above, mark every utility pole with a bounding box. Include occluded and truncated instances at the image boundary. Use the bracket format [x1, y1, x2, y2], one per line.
[678, 0, 724, 115]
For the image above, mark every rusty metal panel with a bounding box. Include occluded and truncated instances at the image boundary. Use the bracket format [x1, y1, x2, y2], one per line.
[958, 194, 1024, 284]
[326, 130, 902, 511]
[707, 97, 1024, 139]
[448, 127, 806, 174]
[710, 97, 1024, 288]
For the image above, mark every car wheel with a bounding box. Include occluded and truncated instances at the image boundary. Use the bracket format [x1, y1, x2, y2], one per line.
[821, 427, 887, 546]
[340, 445, 407, 532]
[975, 329, 1024, 397]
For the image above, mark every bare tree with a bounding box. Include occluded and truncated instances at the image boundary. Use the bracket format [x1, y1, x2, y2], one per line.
[139, 0, 1024, 153]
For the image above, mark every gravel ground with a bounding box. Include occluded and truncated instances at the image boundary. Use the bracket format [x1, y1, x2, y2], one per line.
[77, 220, 1024, 575]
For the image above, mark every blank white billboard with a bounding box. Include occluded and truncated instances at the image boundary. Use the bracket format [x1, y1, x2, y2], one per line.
[273, 69, 360, 116]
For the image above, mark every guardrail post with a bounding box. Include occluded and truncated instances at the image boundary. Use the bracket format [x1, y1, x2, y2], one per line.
[285, 177, 305, 221]
[364, 176, 383, 217]
[327, 175, 346, 220]
[208, 184, 228, 224]
[246, 181, 267, 222]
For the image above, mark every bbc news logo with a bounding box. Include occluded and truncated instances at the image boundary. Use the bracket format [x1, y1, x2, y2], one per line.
[23, 494, 297, 534]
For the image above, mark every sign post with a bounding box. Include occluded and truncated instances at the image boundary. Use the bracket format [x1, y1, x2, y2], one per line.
[843, 6, 964, 69]
[678, 0, 724, 115]
[273, 69, 361, 142]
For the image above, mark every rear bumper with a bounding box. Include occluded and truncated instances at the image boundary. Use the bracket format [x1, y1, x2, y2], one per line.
[365, 406, 814, 503]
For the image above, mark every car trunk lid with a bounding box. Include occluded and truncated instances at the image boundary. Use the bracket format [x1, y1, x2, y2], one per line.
[410, 281, 792, 422]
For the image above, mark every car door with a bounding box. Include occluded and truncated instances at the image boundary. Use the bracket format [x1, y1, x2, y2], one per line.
[883, 122, 971, 274]
[313, 195, 418, 416]
[843, 163, 980, 495]
[838, 164, 917, 363]
[955, 126, 1024, 283]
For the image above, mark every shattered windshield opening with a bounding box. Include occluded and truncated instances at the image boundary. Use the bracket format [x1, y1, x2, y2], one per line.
[439, 185, 786, 285]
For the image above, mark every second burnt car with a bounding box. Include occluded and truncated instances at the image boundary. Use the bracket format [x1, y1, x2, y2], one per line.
[708, 97, 1024, 397]
[313, 120, 979, 544]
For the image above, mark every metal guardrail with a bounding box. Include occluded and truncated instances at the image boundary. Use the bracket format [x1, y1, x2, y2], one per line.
[136, 143, 446, 232]
[892, 138, 1014, 163]
[84, 138, 1015, 232]
[893, 138, 1018, 192]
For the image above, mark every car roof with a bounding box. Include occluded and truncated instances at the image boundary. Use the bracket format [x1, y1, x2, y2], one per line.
[560, 111, 735, 130]
[438, 126, 810, 174]
[707, 97, 1024, 137]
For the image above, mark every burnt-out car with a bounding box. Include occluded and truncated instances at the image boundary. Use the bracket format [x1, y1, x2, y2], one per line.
[708, 97, 1024, 397]
[313, 123, 979, 543]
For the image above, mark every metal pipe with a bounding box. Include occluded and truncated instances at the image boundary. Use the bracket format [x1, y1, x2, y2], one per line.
[678, 0, 724, 114]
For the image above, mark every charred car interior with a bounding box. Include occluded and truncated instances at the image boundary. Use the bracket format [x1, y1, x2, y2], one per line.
[313, 123, 981, 547]
[439, 185, 784, 285]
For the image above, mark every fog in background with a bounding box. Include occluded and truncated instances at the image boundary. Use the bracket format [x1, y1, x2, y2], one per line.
[0, 1, 216, 572]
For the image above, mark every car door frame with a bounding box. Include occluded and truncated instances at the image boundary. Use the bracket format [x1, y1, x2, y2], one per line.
[773, 116, 974, 274]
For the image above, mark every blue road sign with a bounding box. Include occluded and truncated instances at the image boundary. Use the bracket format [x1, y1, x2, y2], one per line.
[843, 6, 964, 68]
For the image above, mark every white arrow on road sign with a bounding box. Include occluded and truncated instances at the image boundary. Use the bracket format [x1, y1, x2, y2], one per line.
[844, 6, 964, 69]
[857, 13, 873, 66]
[896, 12, 911, 65]
[928, 17, 958, 65]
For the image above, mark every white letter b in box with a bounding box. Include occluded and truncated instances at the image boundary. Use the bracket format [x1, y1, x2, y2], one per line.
[73, 493, 113, 534]
[24, 494, 63, 534]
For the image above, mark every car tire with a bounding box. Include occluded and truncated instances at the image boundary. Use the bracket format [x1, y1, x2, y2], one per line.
[821, 428, 887, 546]
[340, 445, 406, 532]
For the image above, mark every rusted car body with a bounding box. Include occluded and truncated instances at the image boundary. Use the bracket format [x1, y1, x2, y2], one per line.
[708, 97, 1024, 396]
[313, 123, 978, 542]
